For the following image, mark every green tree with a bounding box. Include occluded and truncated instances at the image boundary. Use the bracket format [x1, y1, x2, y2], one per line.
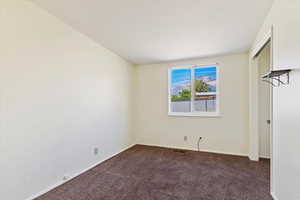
[179, 89, 191, 99]
[171, 89, 191, 101]
[195, 80, 211, 93]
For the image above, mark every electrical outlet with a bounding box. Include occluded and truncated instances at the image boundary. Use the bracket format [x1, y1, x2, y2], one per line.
[94, 147, 99, 155]
[184, 136, 188, 141]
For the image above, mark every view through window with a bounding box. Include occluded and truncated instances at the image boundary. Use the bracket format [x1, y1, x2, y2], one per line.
[169, 65, 219, 116]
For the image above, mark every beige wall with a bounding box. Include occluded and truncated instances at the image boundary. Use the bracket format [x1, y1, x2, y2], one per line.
[0, 1, 134, 200]
[251, 0, 300, 199]
[134, 53, 249, 155]
[253, 0, 300, 71]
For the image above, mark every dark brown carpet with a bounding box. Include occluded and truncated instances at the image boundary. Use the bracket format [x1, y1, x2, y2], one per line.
[36, 145, 272, 200]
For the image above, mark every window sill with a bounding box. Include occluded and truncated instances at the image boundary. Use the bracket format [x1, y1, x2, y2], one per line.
[168, 112, 222, 118]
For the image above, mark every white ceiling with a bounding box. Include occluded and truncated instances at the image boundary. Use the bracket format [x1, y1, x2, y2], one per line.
[30, 0, 274, 64]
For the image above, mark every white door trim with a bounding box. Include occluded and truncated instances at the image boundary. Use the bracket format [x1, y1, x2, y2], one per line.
[250, 29, 272, 59]
[249, 27, 274, 196]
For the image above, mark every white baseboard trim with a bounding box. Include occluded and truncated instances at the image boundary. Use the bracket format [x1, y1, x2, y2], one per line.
[259, 155, 271, 159]
[25, 143, 136, 200]
[197, 148, 248, 157]
[271, 191, 278, 200]
[137, 143, 248, 157]
[249, 155, 270, 161]
[248, 154, 259, 161]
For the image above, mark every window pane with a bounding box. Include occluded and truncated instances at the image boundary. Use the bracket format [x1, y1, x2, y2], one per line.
[170, 69, 191, 112]
[193, 67, 217, 112]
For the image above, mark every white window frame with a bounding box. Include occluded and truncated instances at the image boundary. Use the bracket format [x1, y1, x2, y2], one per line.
[168, 64, 220, 117]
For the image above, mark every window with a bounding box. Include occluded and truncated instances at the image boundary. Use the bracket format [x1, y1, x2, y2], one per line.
[168, 65, 219, 116]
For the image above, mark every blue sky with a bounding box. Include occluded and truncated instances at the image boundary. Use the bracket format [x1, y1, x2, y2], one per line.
[171, 69, 191, 85]
[195, 67, 216, 80]
[172, 67, 216, 86]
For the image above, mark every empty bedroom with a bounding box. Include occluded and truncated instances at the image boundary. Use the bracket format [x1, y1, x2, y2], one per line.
[1, 0, 300, 200]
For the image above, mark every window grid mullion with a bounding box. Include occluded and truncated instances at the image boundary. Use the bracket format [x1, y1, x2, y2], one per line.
[191, 67, 195, 112]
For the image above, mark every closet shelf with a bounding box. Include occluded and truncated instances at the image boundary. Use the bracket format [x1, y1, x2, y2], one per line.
[261, 69, 291, 87]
